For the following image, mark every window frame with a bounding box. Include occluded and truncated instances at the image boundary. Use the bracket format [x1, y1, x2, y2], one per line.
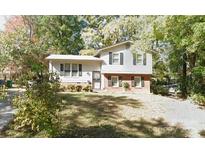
[111, 76, 119, 87]
[112, 53, 120, 65]
[134, 76, 142, 88]
[71, 63, 78, 77]
[64, 63, 71, 76]
[60, 63, 81, 77]
[136, 53, 143, 65]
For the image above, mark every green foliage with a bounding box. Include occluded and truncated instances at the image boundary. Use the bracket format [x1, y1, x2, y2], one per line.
[191, 93, 205, 106]
[79, 49, 96, 56]
[151, 80, 169, 96]
[66, 84, 76, 92]
[36, 16, 85, 54]
[65, 84, 92, 92]
[15, 73, 32, 86]
[82, 84, 92, 92]
[160, 16, 205, 97]
[191, 66, 205, 94]
[75, 85, 83, 92]
[0, 85, 7, 100]
[81, 15, 119, 49]
[12, 73, 62, 137]
[123, 82, 130, 90]
[0, 15, 86, 85]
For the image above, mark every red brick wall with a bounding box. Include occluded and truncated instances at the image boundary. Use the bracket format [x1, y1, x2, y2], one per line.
[103, 74, 151, 93]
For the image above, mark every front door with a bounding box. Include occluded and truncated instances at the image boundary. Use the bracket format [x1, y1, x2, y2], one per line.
[92, 71, 101, 89]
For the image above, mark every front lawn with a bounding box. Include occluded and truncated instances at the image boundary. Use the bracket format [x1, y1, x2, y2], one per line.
[1, 92, 189, 138]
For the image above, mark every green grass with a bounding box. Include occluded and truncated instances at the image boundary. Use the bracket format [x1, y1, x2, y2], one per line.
[1, 92, 189, 138]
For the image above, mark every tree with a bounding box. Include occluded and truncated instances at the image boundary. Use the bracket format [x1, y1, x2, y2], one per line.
[36, 16, 85, 54]
[0, 15, 87, 83]
[79, 49, 96, 56]
[13, 73, 61, 137]
[81, 15, 119, 49]
[163, 16, 205, 97]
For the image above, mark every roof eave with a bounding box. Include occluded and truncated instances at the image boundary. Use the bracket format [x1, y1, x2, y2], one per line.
[95, 41, 133, 57]
[45, 58, 103, 61]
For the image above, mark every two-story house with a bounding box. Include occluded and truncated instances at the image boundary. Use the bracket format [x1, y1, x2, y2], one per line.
[46, 41, 152, 93]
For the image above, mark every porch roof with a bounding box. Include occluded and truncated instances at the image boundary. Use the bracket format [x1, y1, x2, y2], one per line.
[46, 54, 103, 61]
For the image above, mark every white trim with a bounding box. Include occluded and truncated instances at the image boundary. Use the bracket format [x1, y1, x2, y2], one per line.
[46, 54, 103, 61]
[97, 41, 132, 52]
[101, 71, 151, 75]
[111, 76, 119, 87]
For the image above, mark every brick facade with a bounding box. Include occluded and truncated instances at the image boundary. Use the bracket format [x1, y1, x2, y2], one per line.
[103, 73, 151, 93]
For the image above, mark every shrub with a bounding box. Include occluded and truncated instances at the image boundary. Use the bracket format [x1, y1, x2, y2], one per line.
[75, 85, 82, 92]
[0, 85, 7, 100]
[15, 72, 33, 87]
[123, 82, 130, 90]
[60, 85, 67, 92]
[152, 85, 169, 96]
[67, 84, 76, 92]
[83, 84, 92, 92]
[12, 73, 61, 137]
[199, 130, 205, 137]
[158, 86, 169, 96]
[191, 93, 205, 106]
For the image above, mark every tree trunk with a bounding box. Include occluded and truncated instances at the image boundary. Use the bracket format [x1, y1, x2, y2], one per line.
[189, 53, 196, 69]
[181, 52, 187, 98]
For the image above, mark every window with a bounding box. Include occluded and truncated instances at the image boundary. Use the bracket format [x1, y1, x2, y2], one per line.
[79, 64, 82, 76]
[60, 64, 64, 72]
[72, 64, 78, 77]
[93, 72, 100, 81]
[65, 64, 71, 76]
[136, 54, 143, 65]
[60, 63, 82, 77]
[60, 64, 64, 75]
[133, 53, 145, 65]
[112, 53, 119, 65]
[134, 76, 141, 87]
[111, 76, 119, 87]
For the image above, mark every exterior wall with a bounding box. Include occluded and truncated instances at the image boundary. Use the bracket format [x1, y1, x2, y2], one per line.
[102, 73, 151, 93]
[47, 43, 152, 91]
[99, 44, 152, 74]
[49, 60, 101, 84]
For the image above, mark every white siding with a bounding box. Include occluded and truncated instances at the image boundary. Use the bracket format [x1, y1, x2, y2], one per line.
[100, 45, 152, 74]
[50, 60, 101, 83]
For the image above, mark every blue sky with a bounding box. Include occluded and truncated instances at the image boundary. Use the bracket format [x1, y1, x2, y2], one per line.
[0, 16, 10, 31]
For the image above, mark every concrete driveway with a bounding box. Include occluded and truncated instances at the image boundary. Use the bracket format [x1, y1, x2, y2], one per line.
[111, 93, 205, 137]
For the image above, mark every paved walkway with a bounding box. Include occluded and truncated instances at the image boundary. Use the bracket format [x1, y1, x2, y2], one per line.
[112, 93, 205, 137]
[0, 101, 14, 130]
[0, 88, 25, 131]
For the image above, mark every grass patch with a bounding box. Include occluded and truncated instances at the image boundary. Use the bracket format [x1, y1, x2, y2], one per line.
[1, 92, 189, 138]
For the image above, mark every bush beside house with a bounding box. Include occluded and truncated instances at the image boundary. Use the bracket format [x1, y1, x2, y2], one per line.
[64, 84, 92, 92]
[123, 82, 130, 91]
